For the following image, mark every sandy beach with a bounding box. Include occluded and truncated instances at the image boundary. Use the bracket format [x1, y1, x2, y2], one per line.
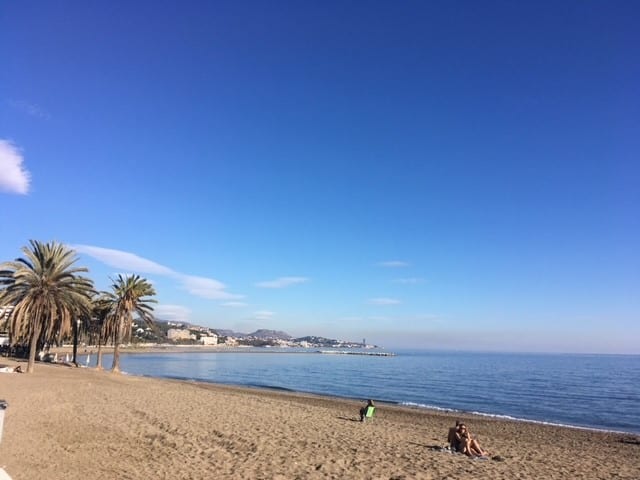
[0, 359, 638, 480]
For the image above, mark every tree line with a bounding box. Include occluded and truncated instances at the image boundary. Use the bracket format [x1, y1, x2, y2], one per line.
[0, 240, 157, 373]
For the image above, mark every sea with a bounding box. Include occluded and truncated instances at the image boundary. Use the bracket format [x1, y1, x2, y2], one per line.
[93, 349, 640, 435]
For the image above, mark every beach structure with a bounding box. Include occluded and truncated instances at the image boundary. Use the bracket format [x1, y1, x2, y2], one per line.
[0, 400, 6, 443]
[0, 399, 11, 480]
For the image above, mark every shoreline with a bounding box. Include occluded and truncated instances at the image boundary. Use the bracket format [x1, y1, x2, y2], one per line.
[48, 344, 375, 355]
[0, 359, 639, 479]
[35, 347, 640, 436]
[136, 372, 640, 437]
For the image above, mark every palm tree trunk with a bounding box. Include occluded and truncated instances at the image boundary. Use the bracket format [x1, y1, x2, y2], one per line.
[27, 323, 42, 374]
[96, 333, 104, 370]
[111, 319, 121, 373]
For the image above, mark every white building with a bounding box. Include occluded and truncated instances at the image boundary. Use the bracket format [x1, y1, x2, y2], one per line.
[200, 334, 218, 345]
[167, 328, 194, 341]
[0, 306, 12, 334]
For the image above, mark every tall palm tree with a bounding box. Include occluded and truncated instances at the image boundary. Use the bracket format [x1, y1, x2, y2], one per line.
[90, 292, 115, 370]
[108, 274, 156, 373]
[0, 240, 95, 373]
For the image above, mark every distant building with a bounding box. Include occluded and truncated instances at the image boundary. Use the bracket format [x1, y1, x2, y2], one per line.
[0, 306, 13, 333]
[167, 328, 193, 341]
[200, 334, 218, 345]
[220, 336, 237, 346]
[0, 305, 12, 321]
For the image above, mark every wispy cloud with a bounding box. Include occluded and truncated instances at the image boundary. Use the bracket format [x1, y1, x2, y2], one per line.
[0, 140, 31, 195]
[392, 277, 425, 284]
[177, 274, 242, 300]
[377, 260, 409, 268]
[73, 245, 173, 275]
[8, 99, 51, 119]
[368, 297, 401, 305]
[221, 301, 247, 308]
[253, 310, 275, 320]
[255, 276, 309, 288]
[154, 304, 191, 323]
[72, 244, 243, 300]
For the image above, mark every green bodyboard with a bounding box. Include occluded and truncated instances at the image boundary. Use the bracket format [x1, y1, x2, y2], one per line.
[365, 406, 375, 418]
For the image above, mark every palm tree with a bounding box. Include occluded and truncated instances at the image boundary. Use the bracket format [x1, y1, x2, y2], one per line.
[107, 274, 156, 373]
[0, 240, 95, 373]
[90, 292, 115, 370]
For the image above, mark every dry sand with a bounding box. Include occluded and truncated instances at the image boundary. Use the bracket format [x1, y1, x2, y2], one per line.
[0, 359, 638, 480]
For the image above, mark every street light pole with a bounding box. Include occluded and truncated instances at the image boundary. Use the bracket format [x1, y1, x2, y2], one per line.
[72, 318, 79, 366]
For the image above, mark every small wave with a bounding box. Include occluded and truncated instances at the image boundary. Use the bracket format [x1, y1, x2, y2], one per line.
[400, 401, 632, 434]
[468, 411, 633, 434]
[400, 401, 458, 412]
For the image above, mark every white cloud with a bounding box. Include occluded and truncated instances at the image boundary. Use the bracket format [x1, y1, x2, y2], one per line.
[221, 301, 247, 307]
[73, 244, 243, 300]
[0, 140, 31, 195]
[255, 276, 309, 288]
[253, 310, 275, 320]
[73, 245, 174, 275]
[377, 260, 409, 268]
[368, 297, 401, 305]
[392, 277, 425, 284]
[154, 304, 191, 323]
[8, 99, 51, 120]
[178, 274, 243, 300]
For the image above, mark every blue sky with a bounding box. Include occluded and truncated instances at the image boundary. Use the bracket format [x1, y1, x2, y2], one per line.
[1, 1, 638, 353]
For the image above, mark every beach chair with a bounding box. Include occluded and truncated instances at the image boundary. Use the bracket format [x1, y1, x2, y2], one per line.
[364, 405, 376, 421]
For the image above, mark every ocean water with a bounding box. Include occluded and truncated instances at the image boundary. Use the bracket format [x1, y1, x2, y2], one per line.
[94, 349, 640, 434]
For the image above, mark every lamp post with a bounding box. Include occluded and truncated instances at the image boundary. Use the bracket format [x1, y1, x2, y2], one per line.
[72, 318, 80, 366]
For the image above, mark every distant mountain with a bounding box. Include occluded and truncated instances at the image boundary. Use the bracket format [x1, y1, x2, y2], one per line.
[144, 322, 373, 348]
[294, 335, 341, 345]
[212, 329, 292, 340]
[248, 329, 292, 340]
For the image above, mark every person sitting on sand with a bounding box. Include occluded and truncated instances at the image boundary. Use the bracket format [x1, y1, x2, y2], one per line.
[456, 423, 490, 457]
[359, 399, 375, 422]
[448, 420, 462, 450]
